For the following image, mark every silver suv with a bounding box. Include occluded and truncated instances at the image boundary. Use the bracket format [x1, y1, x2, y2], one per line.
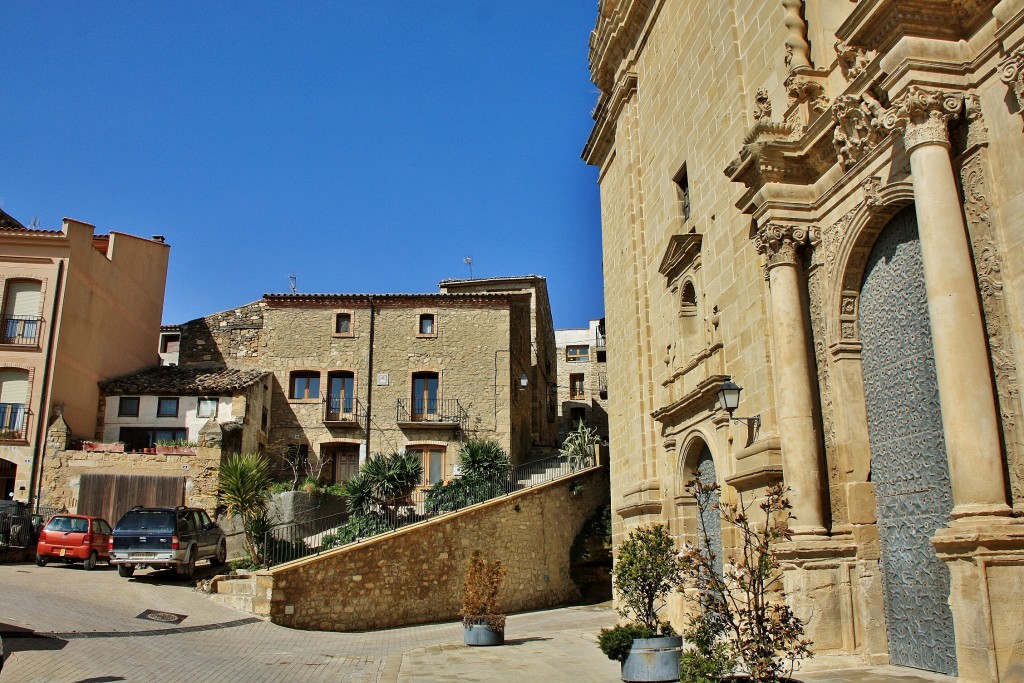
[109, 506, 227, 580]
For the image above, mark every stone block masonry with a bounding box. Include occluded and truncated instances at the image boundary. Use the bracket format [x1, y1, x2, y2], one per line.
[260, 466, 608, 632]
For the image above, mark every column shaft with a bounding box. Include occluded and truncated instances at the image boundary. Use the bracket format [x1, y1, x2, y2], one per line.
[768, 261, 827, 534]
[909, 143, 1010, 517]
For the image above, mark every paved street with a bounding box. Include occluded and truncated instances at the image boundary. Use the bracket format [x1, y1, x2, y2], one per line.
[0, 562, 960, 682]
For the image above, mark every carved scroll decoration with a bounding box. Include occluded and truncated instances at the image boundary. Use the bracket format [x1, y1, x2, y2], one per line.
[998, 49, 1024, 114]
[882, 86, 965, 150]
[958, 153, 1024, 505]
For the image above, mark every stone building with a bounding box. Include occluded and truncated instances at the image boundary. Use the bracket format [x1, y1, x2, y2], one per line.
[0, 212, 168, 505]
[554, 318, 609, 441]
[175, 277, 557, 486]
[583, 1, 1024, 679]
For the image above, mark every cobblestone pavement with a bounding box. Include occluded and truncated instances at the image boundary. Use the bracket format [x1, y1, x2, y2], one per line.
[0, 563, 963, 682]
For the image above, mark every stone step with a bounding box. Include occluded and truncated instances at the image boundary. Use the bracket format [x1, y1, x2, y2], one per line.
[214, 576, 258, 596]
[207, 593, 256, 613]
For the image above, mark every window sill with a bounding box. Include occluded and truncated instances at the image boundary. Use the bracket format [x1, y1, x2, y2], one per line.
[415, 333, 438, 339]
[331, 332, 355, 339]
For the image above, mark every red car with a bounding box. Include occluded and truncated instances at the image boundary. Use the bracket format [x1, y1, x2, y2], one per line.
[36, 514, 112, 570]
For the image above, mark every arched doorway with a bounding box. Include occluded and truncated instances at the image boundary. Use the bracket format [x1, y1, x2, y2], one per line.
[859, 205, 957, 675]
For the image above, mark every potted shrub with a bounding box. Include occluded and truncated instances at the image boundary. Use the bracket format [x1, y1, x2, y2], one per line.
[678, 479, 812, 682]
[460, 549, 506, 646]
[598, 523, 683, 682]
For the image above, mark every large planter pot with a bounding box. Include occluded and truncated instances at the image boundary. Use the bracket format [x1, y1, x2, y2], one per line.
[463, 623, 504, 646]
[620, 635, 682, 683]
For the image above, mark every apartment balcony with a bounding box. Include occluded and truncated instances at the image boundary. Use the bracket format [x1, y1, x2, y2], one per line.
[593, 331, 606, 351]
[0, 403, 29, 442]
[0, 316, 43, 347]
[323, 397, 365, 428]
[395, 398, 467, 429]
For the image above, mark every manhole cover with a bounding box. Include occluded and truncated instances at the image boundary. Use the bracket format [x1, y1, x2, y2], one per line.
[136, 609, 187, 625]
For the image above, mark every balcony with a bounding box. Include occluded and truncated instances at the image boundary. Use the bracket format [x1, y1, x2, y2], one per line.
[0, 403, 29, 441]
[0, 316, 43, 347]
[396, 398, 467, 429]
[323, 397, 365, 427]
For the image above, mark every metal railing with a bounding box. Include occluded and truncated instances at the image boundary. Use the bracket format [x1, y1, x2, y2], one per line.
[395, 398, 467, 425]
[261, 451, 597, 567]
[0, 504, 61, 552]
[324, 397, 364, 423]
[0, 315, 43, 346]
[0, 403, 28, 441]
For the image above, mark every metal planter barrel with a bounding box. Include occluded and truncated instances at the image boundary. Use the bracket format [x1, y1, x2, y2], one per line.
[464, 623, 504, 646]
[620, 635, 682, 682]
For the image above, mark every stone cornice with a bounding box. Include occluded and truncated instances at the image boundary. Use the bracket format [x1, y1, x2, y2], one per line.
[837, 0, 999, 53]
[657, 233, 703, 282]
[583, 71, 638, 167]
[651, 374, 729, 425]
[588, 0, 656, 94]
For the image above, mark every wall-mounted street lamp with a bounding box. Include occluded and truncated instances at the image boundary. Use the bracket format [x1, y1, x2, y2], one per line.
[717, 378, 760, 429]
[519, 373, 529, 390]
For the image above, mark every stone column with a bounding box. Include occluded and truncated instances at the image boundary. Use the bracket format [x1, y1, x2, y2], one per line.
[883, 87, 1010, 519]
[756, 224, 827, 535]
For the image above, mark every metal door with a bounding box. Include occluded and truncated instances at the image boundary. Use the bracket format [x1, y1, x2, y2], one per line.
[695, 445, 723, 579]
[858, 206, 957, 675]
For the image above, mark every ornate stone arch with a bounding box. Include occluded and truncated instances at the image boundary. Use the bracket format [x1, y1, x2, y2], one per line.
[673, 428, 721, 540]
[827, 180, 915, 345]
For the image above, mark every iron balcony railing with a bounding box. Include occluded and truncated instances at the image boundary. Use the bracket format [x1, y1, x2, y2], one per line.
[324, 397, 365, 424]
[395, 398, 467, 426]
[0, 315, 43, 346]
[261, 450, 598, 567]
[0, 403, 28, 441]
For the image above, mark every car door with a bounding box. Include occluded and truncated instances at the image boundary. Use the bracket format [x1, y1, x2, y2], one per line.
[191, 510, 215, 558]
[93, 519, 112, 559]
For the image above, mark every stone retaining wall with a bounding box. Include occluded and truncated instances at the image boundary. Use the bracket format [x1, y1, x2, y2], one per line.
[260, 465, 608, 631]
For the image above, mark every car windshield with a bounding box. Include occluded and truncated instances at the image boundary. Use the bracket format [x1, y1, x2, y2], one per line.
[46, 516, 89, 533]
[115, 510, 175, 533]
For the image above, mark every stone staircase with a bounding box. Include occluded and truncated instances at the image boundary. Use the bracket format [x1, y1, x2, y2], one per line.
[206, 573, 271, 616]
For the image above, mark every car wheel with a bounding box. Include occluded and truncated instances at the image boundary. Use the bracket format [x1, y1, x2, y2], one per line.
[35, 554, 47, 567]
[83, 551, 97, 571]
[177, 549, 196, 581]
[118, 563, 135, 578]
[210, 540, 227, 566]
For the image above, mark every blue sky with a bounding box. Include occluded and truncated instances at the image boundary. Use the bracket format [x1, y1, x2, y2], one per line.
[0, 2, 603, 329]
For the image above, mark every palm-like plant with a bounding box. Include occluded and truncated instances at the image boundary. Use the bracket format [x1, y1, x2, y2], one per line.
[218, 452, 274, 563]
[458, 439, 512, 479]
[560, 420, 602, 469]
[340, 451, 422, 519]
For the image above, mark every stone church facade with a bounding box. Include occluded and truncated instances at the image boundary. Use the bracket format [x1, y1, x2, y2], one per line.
[584, 1, 1024, 679]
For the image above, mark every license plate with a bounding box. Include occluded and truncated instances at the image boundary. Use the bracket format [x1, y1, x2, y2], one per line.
[130, 552, 156, 559]
[59, 548, 66, 557]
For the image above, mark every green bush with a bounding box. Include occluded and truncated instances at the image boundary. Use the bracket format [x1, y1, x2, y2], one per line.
[424, 475, 506, 514]
[320, 513, 394, 548]
[597, 623, 654, 663]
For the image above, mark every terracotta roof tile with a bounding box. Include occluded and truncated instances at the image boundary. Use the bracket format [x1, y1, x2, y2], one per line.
[100, 365, 267, 395]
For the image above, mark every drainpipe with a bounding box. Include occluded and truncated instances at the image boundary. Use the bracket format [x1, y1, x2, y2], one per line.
[30, 259, 66, 512]
[364, 296, 376, 458]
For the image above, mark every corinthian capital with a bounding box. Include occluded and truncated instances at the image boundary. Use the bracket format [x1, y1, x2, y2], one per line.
[755, 223, 815, 269]
[881, 86, 964, 151]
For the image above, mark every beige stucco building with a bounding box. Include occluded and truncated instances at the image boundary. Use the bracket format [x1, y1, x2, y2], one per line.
[584, 1, 1024, 679]
[0, 212, 168, 505]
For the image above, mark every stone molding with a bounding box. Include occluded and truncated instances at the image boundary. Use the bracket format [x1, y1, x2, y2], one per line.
[881, 86, 964, 151]
[837, 0, 999, 52]
[658, 233, 703, 283]
[588, 0, 656, 94]
[651, 373, 728, 425]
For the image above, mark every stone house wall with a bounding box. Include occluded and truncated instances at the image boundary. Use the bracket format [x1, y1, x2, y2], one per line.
[257, 465, 608, 631]
[178, 301, 264, 366]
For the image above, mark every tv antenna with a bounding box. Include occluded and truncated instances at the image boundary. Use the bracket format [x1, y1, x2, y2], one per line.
[464, 256, 473, 279]
[287, 274, 297, 293]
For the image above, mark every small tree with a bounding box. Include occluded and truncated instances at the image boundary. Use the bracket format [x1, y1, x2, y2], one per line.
[424, 439, 511, 514]
[460, 549, 506, 633]
[599, 524, 681, 662]
[218, 452, 274, 563]
[340, 450, 422, 519]
[679, 479, 812, 682]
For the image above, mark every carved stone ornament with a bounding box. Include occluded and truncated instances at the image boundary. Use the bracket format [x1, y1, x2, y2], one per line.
[832, 92, 888, 171]
[835, 40, 874, 81]
[754, 223, 816, 269]
[882, 86, 964, 151]
[998, 49, 1024, 113]
[861, 175, 883, 206]
[786, 74, 829, 113]
[963, 93, 988, 149]
[753, 87, 772, 122]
